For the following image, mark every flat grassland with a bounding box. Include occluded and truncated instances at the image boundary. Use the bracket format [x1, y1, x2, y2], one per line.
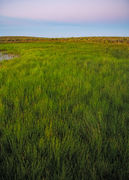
[0, 37, 129, 180]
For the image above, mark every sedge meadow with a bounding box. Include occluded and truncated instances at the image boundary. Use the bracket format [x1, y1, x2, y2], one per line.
[0, 37, 129, 180]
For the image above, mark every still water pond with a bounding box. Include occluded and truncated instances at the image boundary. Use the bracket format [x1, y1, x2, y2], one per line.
[0, 52, 17, 61]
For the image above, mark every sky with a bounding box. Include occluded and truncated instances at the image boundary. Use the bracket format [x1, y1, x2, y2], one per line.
[0, 0, 129, 37]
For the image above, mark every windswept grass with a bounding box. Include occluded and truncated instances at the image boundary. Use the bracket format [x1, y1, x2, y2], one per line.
[0, 37, 129, 180]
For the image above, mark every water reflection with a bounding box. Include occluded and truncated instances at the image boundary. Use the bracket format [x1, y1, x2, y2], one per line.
[0, 52, 17, 61]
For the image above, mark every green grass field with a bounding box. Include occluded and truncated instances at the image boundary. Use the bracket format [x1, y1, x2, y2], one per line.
[0, 37, 129, 180]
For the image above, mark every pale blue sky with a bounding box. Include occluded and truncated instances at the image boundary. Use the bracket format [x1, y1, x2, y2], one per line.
[0, 0, 129, 37]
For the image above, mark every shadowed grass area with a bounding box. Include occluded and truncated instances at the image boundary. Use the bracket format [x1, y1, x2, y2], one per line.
[0, 37, 129, 180]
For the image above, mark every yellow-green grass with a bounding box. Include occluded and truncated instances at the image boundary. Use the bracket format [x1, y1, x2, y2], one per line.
[0, 37, 129, 180]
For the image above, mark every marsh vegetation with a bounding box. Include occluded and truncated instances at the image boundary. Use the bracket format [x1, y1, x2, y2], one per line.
[0, 37, 129, 180]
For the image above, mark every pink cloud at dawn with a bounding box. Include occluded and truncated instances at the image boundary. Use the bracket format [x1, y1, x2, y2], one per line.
[0, 0, 129, 23]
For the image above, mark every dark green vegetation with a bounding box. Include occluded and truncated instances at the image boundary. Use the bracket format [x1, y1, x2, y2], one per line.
[0, 37, 129, 180]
